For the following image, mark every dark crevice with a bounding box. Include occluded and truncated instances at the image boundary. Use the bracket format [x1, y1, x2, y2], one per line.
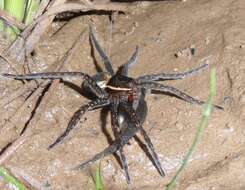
[0, 141, 13, 156]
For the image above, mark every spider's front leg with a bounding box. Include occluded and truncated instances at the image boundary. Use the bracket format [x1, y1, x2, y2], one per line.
[140, 82, 223, 110]
[137, 63, 208, 83]
[90, 26, 114, 76]
[48, 98, 110, 149]
[118, 46, 139, 76]
[2, 72, 107, 98]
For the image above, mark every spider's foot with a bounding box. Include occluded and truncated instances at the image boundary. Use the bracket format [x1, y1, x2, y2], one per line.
[48, 142, 57, 150]
[73, 160, 91, 170]
[1, 73, 17, 78]
[213, 104, 224, 110]
[47, 135, 65, 150]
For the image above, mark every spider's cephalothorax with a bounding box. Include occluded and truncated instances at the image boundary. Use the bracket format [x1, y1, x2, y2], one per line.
[106, 70, 141, 110]
[2, 27, 223, 184]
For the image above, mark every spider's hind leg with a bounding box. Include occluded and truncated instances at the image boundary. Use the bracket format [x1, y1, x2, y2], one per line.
[74, 125, 137, 170]
[123, 105, 165, 177]
[111, 104, 131, 183]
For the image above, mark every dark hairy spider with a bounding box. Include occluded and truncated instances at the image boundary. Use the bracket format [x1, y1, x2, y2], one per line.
[2, 27, 223, 184]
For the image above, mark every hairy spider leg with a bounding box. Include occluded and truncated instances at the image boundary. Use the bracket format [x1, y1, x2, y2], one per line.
[123, 104, 165, 177]
[90, 26, 140, 78]
[137, 63, 209, 83]
[140, 82, 223, 110]
[75, 137, 121, 170]
[119, 46, 139, 76]
[2, 72, 107, 98]
[74, 113, 140, 170]
[75, 98, 148, 171]
[111, 103, 131, 184]
[48, 98, 110, 149]
[90, 26, 114, 76]
[78, 101, 164, 176]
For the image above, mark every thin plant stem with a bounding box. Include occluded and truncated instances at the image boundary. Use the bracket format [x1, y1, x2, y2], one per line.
[0, 0, 4, 31]
[0, 166, 26, 190]
[95, 162, 104, 190]
[4, 0, 26, 39]
[24, 0, 40, 25]
[166, 68, 217, 190]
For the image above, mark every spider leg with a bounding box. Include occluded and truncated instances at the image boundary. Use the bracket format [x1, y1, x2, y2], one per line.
[137, 63, 208, 83]
[90, 26, 114, 76]
[74, 138, 121, 170]
[75, 100, 150, 176]
[123, 104, 165, 177]
[119, 149, 130, 183]
[118, 46, 139, 76]
[48, 98, 110, 149]
[74, 123, 138, 170]
[140, 82, 223, 110]
[111, 103, 131, 184]
[2, 72, 107, 98]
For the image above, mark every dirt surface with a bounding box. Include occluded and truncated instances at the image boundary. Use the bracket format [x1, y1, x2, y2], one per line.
[0, 0, 245, 189]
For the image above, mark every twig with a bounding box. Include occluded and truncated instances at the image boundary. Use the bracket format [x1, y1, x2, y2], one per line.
[0, 10, 26, 30]
[0, 130, 32, 165]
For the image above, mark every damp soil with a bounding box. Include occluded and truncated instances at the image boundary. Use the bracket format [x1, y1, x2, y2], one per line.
[0, 0, 245, 189]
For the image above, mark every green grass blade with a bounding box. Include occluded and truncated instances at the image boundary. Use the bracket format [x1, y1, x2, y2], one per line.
[4, 0, 26, 21]
[0, 166, 26, 190]
[166, 68, 217, 190]
[0, 0, 4, 8]
[95, 166, 104, 190]
[0, 0, 5, 32]
[24, 0, 40, 25]
[4, 0, 26, 39]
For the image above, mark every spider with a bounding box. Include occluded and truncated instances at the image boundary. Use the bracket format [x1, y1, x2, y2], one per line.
[2, 27, 222, 184]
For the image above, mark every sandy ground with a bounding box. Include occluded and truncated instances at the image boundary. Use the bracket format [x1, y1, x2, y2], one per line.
[0, 0, 245, 189]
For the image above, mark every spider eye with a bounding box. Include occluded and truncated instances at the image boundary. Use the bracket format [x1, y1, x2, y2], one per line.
[96, 80, 107, 88]
[92, 72, 110, 88]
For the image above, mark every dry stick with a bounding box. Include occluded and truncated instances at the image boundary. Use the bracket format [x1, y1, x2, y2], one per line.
[0, 85, 45, 133]
[21, 1, 126, 41]
[24, 0, 67, 56]
[0, 81, 38, 108]
[0, 10, 26, 30]
[0, 130, 32, 165]
[0, 53, 20, 75]
[5, 165, 43, 190]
